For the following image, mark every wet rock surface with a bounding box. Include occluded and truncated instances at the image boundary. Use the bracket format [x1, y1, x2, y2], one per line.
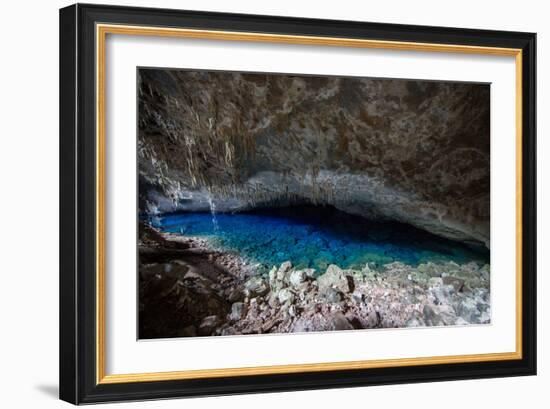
[139, 224, 490, 339]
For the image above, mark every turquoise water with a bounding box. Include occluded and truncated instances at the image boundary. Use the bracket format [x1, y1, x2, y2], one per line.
[150, 206, 489, 272]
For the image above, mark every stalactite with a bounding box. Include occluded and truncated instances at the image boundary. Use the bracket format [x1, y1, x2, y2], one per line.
[137, 69, 491, 246]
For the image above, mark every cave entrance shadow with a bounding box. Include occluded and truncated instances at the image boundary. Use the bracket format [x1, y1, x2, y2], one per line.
[152, 204, 489, 271]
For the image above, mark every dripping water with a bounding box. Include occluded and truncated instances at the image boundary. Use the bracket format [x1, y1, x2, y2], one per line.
[207, 194, 220, 233]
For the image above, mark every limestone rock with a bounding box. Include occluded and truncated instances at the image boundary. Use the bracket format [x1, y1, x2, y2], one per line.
[288, 305, 298, 317]
[227, 288, 244, 303]
[244, 276, 269, 297]
[442, 276, 465, 292]
[455, 297, 482, 323]
[198, 315, 220, 335]
[278, 261, 292, 275]
[326, 312, 354, 331]
[431, 284, 455, 305]
[277, 288, 295, 305]
[138, 70, 490, 247]
[289, 270, 308, 287]
[321, 287, 344, 303]
[229, 302, 247, 321]
[423, 304, 445, 326]
[405, 312, 425, 327]
[428, 277, 444, 286]
[317, 264, 355, 293]
[365, 310, 380, 327]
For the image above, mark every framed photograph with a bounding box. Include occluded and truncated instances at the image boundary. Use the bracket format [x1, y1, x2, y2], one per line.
[59, 3, 536, 404]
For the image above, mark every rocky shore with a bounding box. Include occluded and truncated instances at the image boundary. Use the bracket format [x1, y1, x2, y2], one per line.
[139, 224, 490, 339]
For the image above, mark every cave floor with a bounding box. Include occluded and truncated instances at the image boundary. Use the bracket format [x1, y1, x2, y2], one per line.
[138, 222, 490, 339]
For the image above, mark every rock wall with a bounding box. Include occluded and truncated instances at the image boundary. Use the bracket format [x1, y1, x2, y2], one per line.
[138, 69, 490, 247]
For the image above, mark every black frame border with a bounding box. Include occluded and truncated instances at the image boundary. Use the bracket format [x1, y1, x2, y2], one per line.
[59, 3, 536, 404]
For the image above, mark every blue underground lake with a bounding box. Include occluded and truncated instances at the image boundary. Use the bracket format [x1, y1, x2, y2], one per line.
[149, 206, 489, 273]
